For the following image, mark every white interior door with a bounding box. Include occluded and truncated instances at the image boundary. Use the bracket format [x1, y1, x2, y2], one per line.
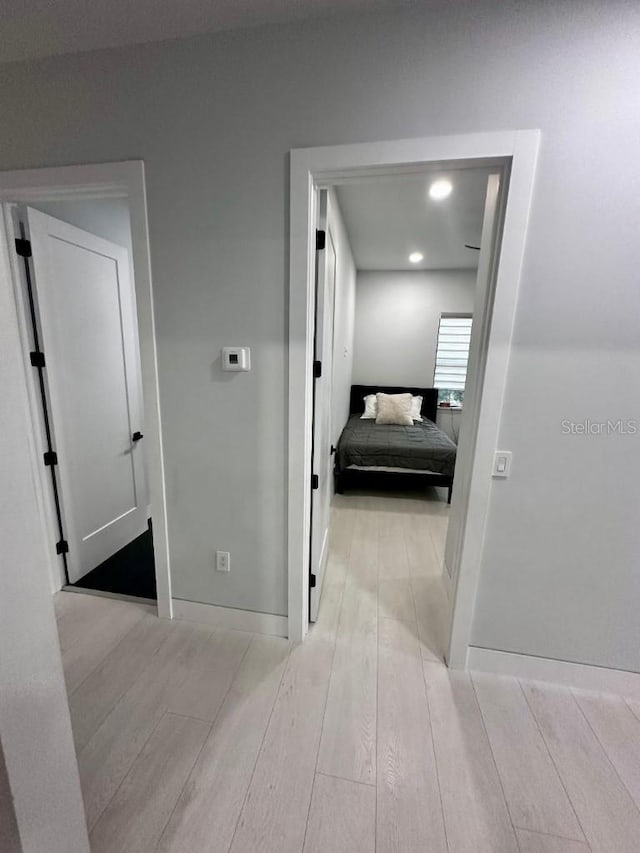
[443, 174, 501, 587]
[310, 191, 336, 622]
[25, 207, 148, 583]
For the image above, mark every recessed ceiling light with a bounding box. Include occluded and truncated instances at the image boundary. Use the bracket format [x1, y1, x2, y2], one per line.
[429, 179, 453, 200]
[409, 252, 423, 263]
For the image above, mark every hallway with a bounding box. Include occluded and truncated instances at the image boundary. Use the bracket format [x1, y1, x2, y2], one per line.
[55, 495, 640, 852]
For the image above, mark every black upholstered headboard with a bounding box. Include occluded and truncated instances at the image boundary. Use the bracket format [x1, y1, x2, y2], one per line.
[349, 385, 438, 423]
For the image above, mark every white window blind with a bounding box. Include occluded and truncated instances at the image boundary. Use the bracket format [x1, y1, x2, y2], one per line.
[433, 314, 473, 390]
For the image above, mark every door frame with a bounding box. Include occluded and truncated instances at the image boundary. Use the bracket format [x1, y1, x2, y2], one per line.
[288, 130, 540, 661]
[0, 161, 172, 618]
[309, 191, 337, 622]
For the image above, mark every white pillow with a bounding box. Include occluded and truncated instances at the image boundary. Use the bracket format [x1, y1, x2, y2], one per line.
[411, 395, 423, 421]
[362, 393, 423, 420]
[375, 393, 414, 426]
[361, 394, 377, 419]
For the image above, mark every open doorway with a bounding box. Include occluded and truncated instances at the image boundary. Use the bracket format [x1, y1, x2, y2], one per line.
[309, 167, 496, 655]
[0, 161, 171, 614]
[288, 132, 539, 658]
[14, 201, 155, 601]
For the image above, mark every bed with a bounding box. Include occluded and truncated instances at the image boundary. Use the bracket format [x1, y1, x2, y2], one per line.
[334, 385, 457, 502]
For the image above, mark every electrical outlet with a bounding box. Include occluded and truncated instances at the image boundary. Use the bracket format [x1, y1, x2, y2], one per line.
[215, 551, 230, 572]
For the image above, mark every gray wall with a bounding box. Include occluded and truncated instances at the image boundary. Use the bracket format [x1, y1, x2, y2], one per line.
[30, 198, 133, 252]
[327, 190, 356, 448]
[353, 270, 476, 387]
[1, 1, 640, 668]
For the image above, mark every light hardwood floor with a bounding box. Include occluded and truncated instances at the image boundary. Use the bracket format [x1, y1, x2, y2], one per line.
[55, 490, 640, 853]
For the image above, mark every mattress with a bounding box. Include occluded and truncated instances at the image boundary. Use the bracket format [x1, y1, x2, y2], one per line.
[336, 414, 457, 477]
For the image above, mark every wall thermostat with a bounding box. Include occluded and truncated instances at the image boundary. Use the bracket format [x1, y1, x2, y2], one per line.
[222, 347, 251, 371]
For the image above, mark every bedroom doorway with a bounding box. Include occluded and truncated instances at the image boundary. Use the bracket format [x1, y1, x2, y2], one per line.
[308, 167, 496, 665]
[288, 132, 539, 664]
[13, 204, 156, 601]
[0, 161, 171, 616]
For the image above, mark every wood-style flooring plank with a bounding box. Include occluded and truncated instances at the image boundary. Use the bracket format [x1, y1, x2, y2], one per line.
[156, 635, 290, 853]
[228, 584, 340, 853]
[324, 503, 355, 589]
[516, 829, 590, 853]
[378, 578, 415, 622]
[427, 512, 449, 566]
[378, 511, 410, 582]
[78, 620, 213, 829]
[166, 627, 252, 722]
[61, 598, 149, 693]
[89, 712, 208, 853]
[317, 576, 377, 785]
[347, 506, 379, 591]
[302, 773, 375, 853]
[572, 688, 640, 810]
[626, 697, 640, 723]
[377, 618, 447, 853]
[55, 591, 144, 652]
[424, 662, 518, 853]
[403, 512, 442, 578]
[472, 673, 584, 840]
[54, 591, 117, 651]
[69, 612, 172, 752]
[522, 680, 640, 852]
[410, 576, 448, 663]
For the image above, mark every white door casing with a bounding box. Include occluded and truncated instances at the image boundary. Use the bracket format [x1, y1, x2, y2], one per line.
[444, 174, 502, 586]
[289, 131, 540, 649]
[309, 190, 336, 622]
[25, 207, 149, 583]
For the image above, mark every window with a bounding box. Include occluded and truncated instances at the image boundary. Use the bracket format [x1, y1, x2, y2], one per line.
[433, 313, 473, 407]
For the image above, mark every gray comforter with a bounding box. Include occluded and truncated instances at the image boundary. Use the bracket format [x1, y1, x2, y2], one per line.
[336, 415, 457, 477]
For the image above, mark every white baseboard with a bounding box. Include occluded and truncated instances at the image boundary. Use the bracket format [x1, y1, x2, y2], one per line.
[467, 646, 640, 700]
[172, 598, 288, 638]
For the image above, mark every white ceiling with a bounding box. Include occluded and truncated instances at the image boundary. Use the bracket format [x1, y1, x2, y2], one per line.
[335, 168, 491, 271]
[0, 0, 397, 64]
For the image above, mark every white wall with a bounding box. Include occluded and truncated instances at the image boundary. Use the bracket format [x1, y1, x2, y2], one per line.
[352, 269, 476, 387]
[436, 407, 463, 443]
[327, 190, 356, 447]
[0, 232, 90, 851]
[0, 1, 639, 669]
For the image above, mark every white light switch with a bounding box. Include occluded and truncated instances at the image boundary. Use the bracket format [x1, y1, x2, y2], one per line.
[493, 450, 512, 478]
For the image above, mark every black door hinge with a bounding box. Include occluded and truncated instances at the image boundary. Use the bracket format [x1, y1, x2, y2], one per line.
[330, 445, 337, 455]
[315, 229, 326, 251]
[310, 573, 317, 588]
[56, 539, 69, 555]
[30, 351, 46, 368]
[43, 450, 58, 467]
[15, 238, 32, 258]
[311, 474, 319, 490]
[313, 360, 322, 379]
